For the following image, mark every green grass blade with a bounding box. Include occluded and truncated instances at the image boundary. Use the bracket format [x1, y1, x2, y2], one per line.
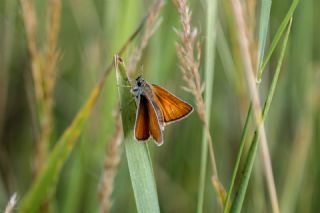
[224, 0, 271, 211]
[263, 19, 292, 120]
[258, 0, 300, 80]
[225, 0, 300, 210]
[257, 0, 272, 73]
[223, 104, 252, 213]
[18, 67, 108, 213]
[197, 0, 218, 211]
[203, 0, 217, 141]
[230, 18, 293, 213]
[229, 130, 258, 213]
[115, 55, 160, 213]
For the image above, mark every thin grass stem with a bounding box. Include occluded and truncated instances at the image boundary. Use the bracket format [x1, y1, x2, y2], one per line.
[225, 0, 300, 210]
[230, 18, 293, 213]
[257, 0, 272, 72]
[230, 0, 280, 211]
[224, 104, 252, 213]
[258, 0, 300, 81]
[197, 0, 219, 210]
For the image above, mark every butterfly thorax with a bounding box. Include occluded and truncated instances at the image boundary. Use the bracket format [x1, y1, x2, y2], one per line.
[132, 76, 154, 98]
[132, 76, 165, 129]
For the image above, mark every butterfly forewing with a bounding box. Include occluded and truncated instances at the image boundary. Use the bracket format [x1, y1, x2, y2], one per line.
[152, 84, 193, 123]
[134, 95, 150, 141]
[146, 99, 163, 145]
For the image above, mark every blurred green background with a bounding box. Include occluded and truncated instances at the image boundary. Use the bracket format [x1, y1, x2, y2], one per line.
[0, 0, 319, 212]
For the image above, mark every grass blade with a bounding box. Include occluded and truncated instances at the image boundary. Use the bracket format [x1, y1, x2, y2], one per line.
[197, 0, 218, 211]
[230, 0, 279, 211]
[223, 104, 252, 213]
[230, 18, 293, 213]
[258, 0, 300, 80]
[257, 0, 272, 72]
[225, 0, 300, 210]
[114, 55, 160, 213]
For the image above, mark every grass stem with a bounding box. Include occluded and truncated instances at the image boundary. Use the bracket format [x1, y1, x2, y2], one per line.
[230, 18, 293, 213]
[197, 0, 219, 210]
[230, 0, 280, 211]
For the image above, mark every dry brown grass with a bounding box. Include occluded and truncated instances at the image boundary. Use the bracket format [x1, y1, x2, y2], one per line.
[173, 0, 204, 121]
[44, 0, 61, 117]
[99, 111, 122, 213]
[20, 0, 61, 176]
[20, 0, 43, 108]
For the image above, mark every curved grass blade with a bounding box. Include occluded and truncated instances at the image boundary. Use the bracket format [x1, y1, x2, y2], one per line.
[257, 0, 300, 80]
[230, 18, 293, 213]
[223, 104, 252, 213]
[114, 55, 160, 213]
[197, 0, 218, 211]
[225, 0, 300, 210]
[18, 67, 108, 213]
[257, 0, 272, 77]
[224, 0, 272, 210]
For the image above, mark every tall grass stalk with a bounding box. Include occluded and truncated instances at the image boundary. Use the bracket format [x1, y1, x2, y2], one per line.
[254, 1, 272, 210]
[115, 55, 160, 213]
[198, 0, 219, 210]
[197, 0, 218, 208]
[230, 0, 279, 211]
[223, 104, 252, 213]
[225, 0, 300, 210]
[20, 0, 61, 176]
[230, 18, 293, 213]
[173, 0, 224, 209]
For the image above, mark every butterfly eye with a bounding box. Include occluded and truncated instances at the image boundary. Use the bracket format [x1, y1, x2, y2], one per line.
[137, 81, 142, 87]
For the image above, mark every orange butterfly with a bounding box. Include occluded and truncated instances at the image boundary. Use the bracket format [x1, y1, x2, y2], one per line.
[132, 76, 193, 145]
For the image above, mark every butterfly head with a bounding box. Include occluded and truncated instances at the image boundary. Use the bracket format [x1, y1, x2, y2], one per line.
[135, 75, 146, 87]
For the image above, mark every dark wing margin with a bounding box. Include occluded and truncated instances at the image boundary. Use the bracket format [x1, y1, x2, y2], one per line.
[152, 84, 193, 123]
[134, 95, 150, 141]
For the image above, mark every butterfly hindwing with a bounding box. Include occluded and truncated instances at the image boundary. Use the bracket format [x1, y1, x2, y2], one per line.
[146, 99, 163, 145]
[134, 95, 150, 141]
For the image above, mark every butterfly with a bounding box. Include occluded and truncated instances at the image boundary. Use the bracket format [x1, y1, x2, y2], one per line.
[131, 76, 193, 146]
